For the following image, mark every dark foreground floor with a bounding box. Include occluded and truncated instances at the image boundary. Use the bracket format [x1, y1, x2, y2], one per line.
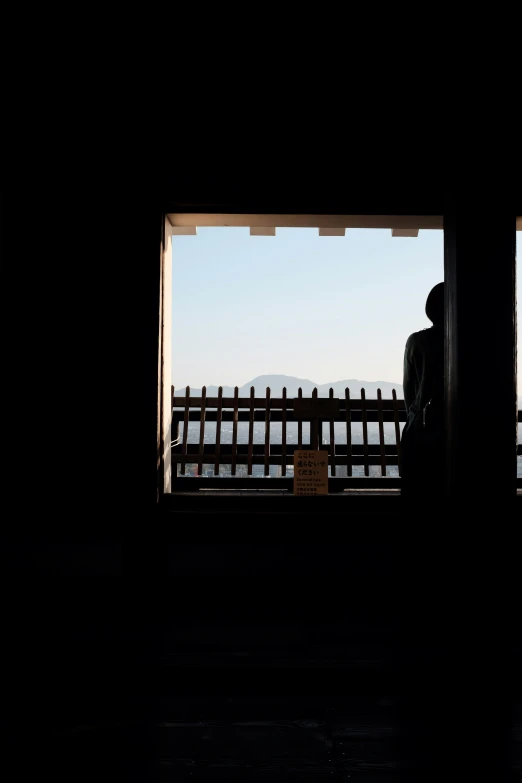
[4, 501, 520, 780]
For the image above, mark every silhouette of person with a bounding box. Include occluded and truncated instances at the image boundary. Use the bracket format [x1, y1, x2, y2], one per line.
[400, 282, 444, 498]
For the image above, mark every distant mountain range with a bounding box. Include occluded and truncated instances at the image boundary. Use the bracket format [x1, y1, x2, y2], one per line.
[174, 374, 404, 398]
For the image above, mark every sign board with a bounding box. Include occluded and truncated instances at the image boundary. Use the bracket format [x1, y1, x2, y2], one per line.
[293, 398, 340, 419]
[293, 450, 329, 495]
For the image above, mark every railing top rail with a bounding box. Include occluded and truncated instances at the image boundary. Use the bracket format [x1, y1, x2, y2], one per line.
[173, 396, 407, 410]
[171, 387, 522, 422]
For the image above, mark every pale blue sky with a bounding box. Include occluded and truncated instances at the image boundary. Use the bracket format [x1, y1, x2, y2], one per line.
[172, 228, 521, 392]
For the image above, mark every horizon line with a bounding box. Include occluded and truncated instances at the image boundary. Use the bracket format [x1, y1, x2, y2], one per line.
[172, 376, 404, 389]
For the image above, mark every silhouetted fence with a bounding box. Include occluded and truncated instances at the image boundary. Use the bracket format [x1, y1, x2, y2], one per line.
[170, 386, 522, 491]
[171, 385, 399, 490]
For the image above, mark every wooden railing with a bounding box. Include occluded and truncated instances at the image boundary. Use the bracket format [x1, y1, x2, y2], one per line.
[171, 385, 406, 490]
[170, 386, 522, 491]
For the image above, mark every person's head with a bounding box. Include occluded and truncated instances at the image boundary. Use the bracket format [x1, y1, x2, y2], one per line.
[425, 282, 444, 326]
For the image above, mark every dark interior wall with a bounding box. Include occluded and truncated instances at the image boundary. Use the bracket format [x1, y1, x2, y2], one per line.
[164, 160, 522, 216]
[164, 167, 446, 215]
[2, 162, 520, 779]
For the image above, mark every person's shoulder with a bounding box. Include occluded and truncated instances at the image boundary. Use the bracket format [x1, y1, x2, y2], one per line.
[405, 328, 437, 357]
[406, 329, 428, 347]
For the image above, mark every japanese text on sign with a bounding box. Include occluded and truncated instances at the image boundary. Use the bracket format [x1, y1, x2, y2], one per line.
[293, 450, 328, 495]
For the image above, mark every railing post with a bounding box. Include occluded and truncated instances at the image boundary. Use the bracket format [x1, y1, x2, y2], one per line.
[310, 418, 319, 450]
[171, 385, 178, 488]
[311, 387, 319, 449]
